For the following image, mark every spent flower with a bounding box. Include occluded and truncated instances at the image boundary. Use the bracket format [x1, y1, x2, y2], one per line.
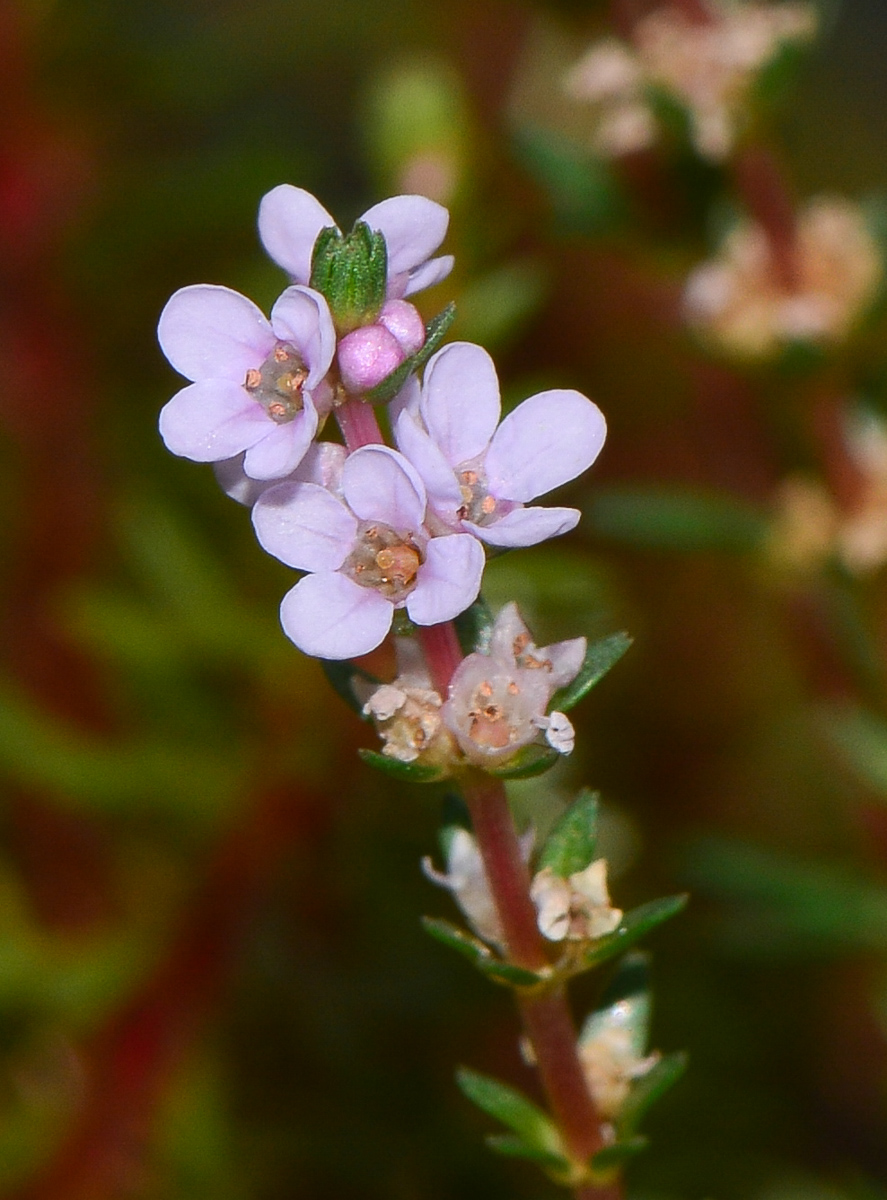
[530, 860, 622, 942]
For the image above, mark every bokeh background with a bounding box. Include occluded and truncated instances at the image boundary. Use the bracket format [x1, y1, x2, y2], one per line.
[2, 0, 887, 1197]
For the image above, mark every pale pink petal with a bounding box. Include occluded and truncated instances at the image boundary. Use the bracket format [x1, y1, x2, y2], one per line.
[464, 506, 580, 547]
[159, 380, 269, 462]
[242, 397, 318, 480]
[541, 637, 587, 689]
[280, 572, 394, 659]
[158, 285, 275, 382]
[488, 602, 531, 661]
[213, 455, 267, 506]
[258, 185, 336, 281]
[421, 343, 501, 467]
[360, 195, 449, 279]
[485, 390, 607, 502]
[394, 411, 463, 514]
[378, 299, 425, 355]
[270, 286, 337, 388]
[387, 374, 422, 425]
[342, 446, 426, 530]
[401, 254, 455, 298]
[295, 441, 346, 490]
[407, 535, 485, 625]
[252, 481, 356, 571]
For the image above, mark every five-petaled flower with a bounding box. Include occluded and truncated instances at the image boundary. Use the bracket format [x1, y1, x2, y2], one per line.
[158, 284, 336, 480]
[395, 342, 607, 548]
[251, 445, 485, 660]
[442, 602, 585, 767]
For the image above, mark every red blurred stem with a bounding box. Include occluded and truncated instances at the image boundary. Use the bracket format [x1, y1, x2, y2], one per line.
[419, 620, 611, 1187]
[15, 786, 310, 1200]
[335, 396, 385, 451]
[732, 145, 799, 291]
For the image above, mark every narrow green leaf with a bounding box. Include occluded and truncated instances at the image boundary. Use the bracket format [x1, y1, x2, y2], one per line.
[584, 895, 688, 968]
[421, 917, 490, 965]
[551, 634, 632, 713]
[456, 1068, 564, 1158]
[478, 961, 547, 988]
[590, 1137, 649, 1175]
[366, 303, 456, 403]
[486, 1134, 571, 1176]
[489, 745, 560, 780]
[321, 659, 379, 717]
[454, 595, 495, 656]
[618, 1052, 688, 1138]
[539, 790, 599, 877]
[357, 748, 444, 782]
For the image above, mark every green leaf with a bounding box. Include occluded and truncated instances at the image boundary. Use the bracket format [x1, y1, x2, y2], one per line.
[479, 961, 547, 988]
[366, 303, 456, 403]
[618, 1052, 688, 1138]
[581, 952, 652, 1059]
[453, 594, 495, 656]
[551, 634, 632, 713]
[539, 790, 599, 877]
[320, 659, 380, 717]
[489, 745, 560, 780]
[421, 917, 490, 966]
[590, 486, 768, 553]
[486, 1133, 572, 1176]
[827, 706, 887, 798]
[456, 1068, 565, 1159]
[584, 896, 688, 968]
[357, 748, 445, 782]
[590, 1137, 649, 1175]
[455, 259, 548, 350]
[512, 125, 628, 235]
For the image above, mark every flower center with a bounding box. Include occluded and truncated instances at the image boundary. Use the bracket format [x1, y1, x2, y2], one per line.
[345, 522, 424, 602]
[467, 678, 522, 750]
[245, 341, 308, 424]
[456, 465, 501, 526]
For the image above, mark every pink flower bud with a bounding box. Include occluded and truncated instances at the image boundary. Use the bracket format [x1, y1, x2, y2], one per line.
[337, 324, 407, 392]
[378, 299, 426, 356]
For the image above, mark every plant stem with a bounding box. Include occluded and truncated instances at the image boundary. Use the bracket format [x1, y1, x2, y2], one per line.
[732, 145, 799, 291]
[419, 619, 612, 1188]
[335, 395, 384, 451]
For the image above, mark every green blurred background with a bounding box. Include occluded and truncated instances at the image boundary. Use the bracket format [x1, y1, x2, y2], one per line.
[2, 0, 887, 1197]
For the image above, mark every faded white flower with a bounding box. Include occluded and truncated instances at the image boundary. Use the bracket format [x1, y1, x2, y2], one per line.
[360, 638, 458, 767]
[529, 861, 622, 942]
[579, 1016, 660, 1120]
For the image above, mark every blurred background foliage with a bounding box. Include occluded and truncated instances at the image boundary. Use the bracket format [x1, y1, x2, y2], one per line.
[3, 0, 887, 1197]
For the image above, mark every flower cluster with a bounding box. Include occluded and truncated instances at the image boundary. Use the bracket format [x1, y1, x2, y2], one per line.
[158, 185, 606, 663]
[684, 197, 883, 360]
[565, 0, 816, 162]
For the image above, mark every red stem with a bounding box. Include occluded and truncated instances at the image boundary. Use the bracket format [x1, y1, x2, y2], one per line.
[335, 396, 385, 451]
[732, 145, 799, 291]
[420, 619, 611, 1186]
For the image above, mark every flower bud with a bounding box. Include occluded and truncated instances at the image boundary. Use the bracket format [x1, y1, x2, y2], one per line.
[310, 221, 388, 333]
[337, 324, 408, 393]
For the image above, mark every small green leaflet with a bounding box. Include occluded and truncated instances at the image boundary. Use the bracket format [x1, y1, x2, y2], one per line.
[538, 790, 599, 878]
[551, 632, 632, 713]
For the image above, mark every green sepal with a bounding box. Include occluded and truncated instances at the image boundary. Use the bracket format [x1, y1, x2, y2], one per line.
[486, 1134, 572, 1178]
[357, 748, 445, 782]
[617, 1052, 688, 1139]
[365, 303, 456, 403]
[309, 221, 387, 332]
[456, 1067, 566, 1162]
[421, 918, 546, 988]
[320, 659, 380, 717]
[583, 895, 688, 968]
[589, 1137, 649, 1176]
[551, 634, 632, 713]
[454, 594, 495, 656]
[488, 745, 560, 780]
[538, 790, 599, 878]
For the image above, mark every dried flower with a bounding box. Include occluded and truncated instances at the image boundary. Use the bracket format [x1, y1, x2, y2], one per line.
[158, 284, 336, 480]
[685, 198, 882, 359]
[252, 445, 484, 659]
[530, 861, 622, 942]
[423, 827, 534, 946]
[395, 342, 607, 548]
[361, 638, 458, 766]
[578, 1010, 660, 1120]
[442, 603, 585, 767]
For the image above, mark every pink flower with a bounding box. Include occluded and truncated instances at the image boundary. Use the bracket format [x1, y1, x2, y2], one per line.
[394, 342, 607, 547]
[251, 445, 485, 659]
[158, 284, 336, 481]
[442, 603, 586, 767]
[258, 185, 454, 300]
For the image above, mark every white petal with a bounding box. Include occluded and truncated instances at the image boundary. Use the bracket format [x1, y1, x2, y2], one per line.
[360, 195, 449, 278]
[402, 254, 455, 297]
[242, 398, 318, 481]
[420, 342, 501, 467]
[485, 390, 607, 502]
[342, 445, 426, 530]
[280, 572, 394, 659]
[252, 481, 356, 571]
[395, 411, 463, 515]
[159, 380, 269, 462]
[258, 184, 336, 281]
[158, 285, 275, 382]
[407, 535, 485, 625]
[464, 506, 580, 548]
[270, 286, 337, 388]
